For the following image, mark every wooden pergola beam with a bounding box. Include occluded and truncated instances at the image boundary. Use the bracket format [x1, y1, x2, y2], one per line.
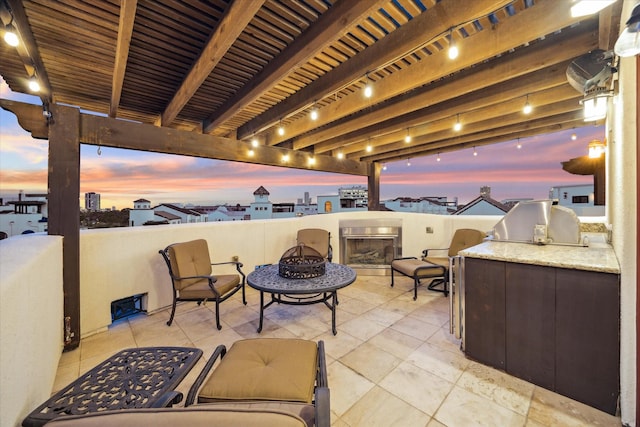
[109, 0, 137, 118]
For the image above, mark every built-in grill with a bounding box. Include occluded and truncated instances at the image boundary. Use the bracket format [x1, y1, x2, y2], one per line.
[339, 219, 402, 275]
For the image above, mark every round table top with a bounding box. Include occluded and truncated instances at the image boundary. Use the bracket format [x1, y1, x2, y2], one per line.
[247, 263, 357, 294]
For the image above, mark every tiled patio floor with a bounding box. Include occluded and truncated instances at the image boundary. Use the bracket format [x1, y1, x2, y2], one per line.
[54, 274, 621, 426]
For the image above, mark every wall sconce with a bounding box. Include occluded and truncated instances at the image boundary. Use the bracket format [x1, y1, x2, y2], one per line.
[614, 3, 640, 57]
[588, 139, 606, 158]
[570, 0, 616, 18]
[581, 86, 612, 121]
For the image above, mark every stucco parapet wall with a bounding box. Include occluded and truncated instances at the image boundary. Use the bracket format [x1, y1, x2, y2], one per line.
[460, 240, 620, 274]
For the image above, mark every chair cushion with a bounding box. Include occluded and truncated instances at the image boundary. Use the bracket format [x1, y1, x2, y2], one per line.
[43, 407, 307, 427]
[448, 229, 485, 256]
[179, 274, 240, 299]
[199, 401, 315, 427]
[198, 338, 318, 404]
[391, 258, 444, 278]
[168, 239, 212, 289]
[296, 229, 329, 258]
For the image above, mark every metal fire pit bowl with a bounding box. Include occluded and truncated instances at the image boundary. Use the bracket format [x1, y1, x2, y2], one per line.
[278, 244, 326, 279]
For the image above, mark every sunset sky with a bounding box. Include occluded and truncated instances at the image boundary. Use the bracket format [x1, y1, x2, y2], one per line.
[0, 77, 601, 210]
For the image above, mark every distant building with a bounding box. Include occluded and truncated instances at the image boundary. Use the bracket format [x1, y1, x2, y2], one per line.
[0, 192, 48, 238]
[453, 195, 509, 215]
[84, 192, 101, 212]
[549, 184, 604, 216]
[383, 196, 458, 214]
[250, 186, 273, 219]
[318, 185, 368, 213]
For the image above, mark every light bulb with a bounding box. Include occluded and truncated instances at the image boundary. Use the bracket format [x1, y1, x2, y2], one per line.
[4, 28, 19, 47]
[282, 154, 289, 162]
[407, 159, 411, 166]
[571, 133, 577, 141]
[366, 145, 372, 153]
[364, 83, 373, 98]
[448, 43, 459, 60]
[336, 152, 344, 159]
[453, 118, 462, 132]
[473, 147, 478, 156]
[523, 99, 532, 114]
[310, 108, 318, 121]
[277, 125, 284, 136]
[382, 164, 387, 170]
[251, 138, 259, 147]
[308, 157, 316, 165]
[436, 154, 441, 162]
[404, 134, 412, 143]
[28, 78, 40, 92]
[248, 149, 255, 157]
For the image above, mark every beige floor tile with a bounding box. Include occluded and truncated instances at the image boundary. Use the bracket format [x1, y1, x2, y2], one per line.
[130, 320, 192, 348]
[434, 385, 526, 427]
[318, 330, 364, 359]
[51, 362, 80, 394]
[339, 341, 401, 383]
[328, 361, 375, 416]
[379, 361, 454, 416]
[409, 300, 450, 327]
[391, 315, 441, 341]
[527, 387, 621, 427]
[80, 321, 136, 360]
[338, 315, 388, 341]
[426, 419, 447, 427]
[457, 361, 534, 416]
[367, 327, 424, 359]
[173, 307, 222, 342]
[406, 342, 470, 383]
[57, 346, 81, 367]
[361, 306, 405, 327]
[342, 385, 431, 427]
[426, 326, 463, 354]
[336, 296, 378, 316]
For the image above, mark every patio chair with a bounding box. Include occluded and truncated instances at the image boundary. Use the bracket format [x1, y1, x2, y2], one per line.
[185, 338, 329, 427]
[297, 228, 332, 262]
[391, 228, 485, 300]
[159, 239, 246, 330]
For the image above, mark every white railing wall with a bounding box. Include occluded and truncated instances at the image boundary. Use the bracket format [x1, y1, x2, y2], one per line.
[0, 235, 64, 427]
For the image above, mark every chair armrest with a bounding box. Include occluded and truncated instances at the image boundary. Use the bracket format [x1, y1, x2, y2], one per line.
[315, 340, 330, 427]
[392, 256, 418, 261]
[211, 261, 246, 280]
[185, 345, 227, 407]
[150, 391, 183, 408]
[174, 274, 217, 283]
[422, 248, 449, 258]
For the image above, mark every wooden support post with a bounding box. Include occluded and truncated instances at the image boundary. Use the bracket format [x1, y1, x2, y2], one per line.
[48, 104, 81, 350]
[367, 162, 381, 211]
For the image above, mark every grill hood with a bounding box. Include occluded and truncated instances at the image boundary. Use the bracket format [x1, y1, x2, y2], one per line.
[492, 200, 581, 245]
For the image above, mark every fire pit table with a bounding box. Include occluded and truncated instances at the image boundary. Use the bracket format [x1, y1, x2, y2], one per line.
[247, 263, 356, 335]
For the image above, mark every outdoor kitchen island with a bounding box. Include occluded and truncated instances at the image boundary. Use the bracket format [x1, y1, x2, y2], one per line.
[459, 240, 620, 415]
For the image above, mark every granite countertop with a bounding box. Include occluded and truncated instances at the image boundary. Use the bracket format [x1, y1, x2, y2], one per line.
[459, 240, 620, 274]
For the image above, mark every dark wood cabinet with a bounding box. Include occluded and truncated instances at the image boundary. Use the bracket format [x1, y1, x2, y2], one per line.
[463, 257, 620, 415]
[464, 258, 506, 369]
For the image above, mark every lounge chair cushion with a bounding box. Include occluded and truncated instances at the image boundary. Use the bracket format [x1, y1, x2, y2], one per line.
[391, 258, 445, 278]
[43, 407, 308, 427]
[198, 338, 318, 404]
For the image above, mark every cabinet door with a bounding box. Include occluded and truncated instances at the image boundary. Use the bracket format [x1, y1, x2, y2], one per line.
[505, 263, 556, 389]
[555, 269, 620, 414]
[464, 258, 506, 369]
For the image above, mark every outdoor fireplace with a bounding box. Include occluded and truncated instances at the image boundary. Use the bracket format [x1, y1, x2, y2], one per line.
[339, 219, 402, 275]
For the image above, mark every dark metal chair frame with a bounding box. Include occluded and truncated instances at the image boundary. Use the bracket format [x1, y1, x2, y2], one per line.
[390, 256, 448, 300]
[159, 244, 246, 330]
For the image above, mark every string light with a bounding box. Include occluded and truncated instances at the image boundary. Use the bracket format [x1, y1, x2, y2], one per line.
[310, 102, 318, 121]
[436, 153, 441, 162]
[382, 163, 387, 171]
[248, 149, 255, 157]
[448, 29, 459, 60]
[473, 146, 478, 156]
[277, 120, 285, 136]
[571, 132, 577, 140]
[3, 23, 19, 47]
[251, 138, 259, 147]
[453, 114, 462, 131]
[404, 129, 412, 143]
[366, 144, 372, 153]
[516, 138, 522, 149]
[406, 158, 411, 166]
[363, 73, 373, 98]
[282, 154, 289, 162]
[308, 157, 316, 166]
[28, 77, 40, 92]
[523, 94, 533, 114]
[336, 152, 344, 159]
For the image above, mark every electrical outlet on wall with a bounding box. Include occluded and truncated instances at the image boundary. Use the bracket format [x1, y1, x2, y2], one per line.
[426, 227, 433, 233]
